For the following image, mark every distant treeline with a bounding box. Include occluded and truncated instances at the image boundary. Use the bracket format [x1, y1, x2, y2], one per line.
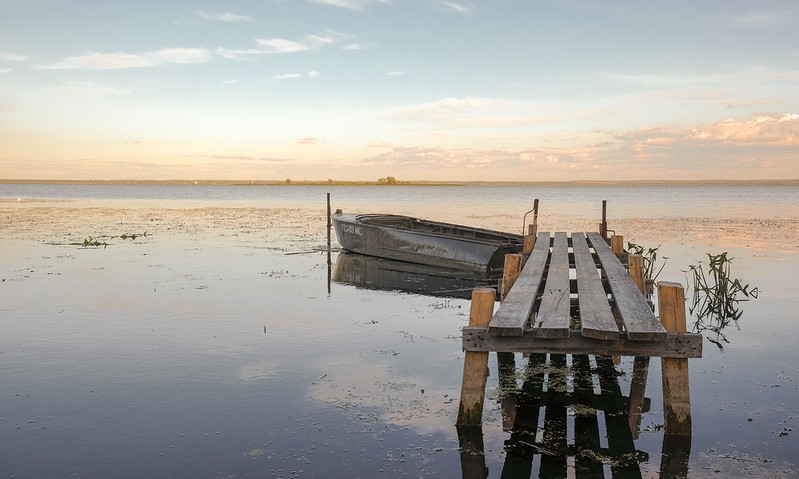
[2, 178, 798, 187]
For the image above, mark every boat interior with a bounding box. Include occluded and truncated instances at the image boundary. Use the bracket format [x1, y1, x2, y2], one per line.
[358, 214, 521, 243]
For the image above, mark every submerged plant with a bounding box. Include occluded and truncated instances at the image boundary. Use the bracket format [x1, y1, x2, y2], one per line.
[686, 252, 759, 348]
[627, 242, 667, 282]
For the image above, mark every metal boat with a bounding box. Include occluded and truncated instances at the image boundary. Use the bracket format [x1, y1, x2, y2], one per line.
[331, 211, 523, 275]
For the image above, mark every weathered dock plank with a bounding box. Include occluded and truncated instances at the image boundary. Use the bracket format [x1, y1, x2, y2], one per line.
[572, 232, 619, 340]
[587, 232, 667, 340]
[462, 327, 703, 358]
[533, 232, 570, 337]
[488, 232, 551, 336]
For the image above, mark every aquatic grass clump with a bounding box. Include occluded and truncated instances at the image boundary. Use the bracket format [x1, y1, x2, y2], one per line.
[686, 252, 759, 348]
[626, 242, 667, 282]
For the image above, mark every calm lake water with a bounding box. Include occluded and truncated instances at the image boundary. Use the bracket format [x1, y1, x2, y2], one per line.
[1, 183, 797, 478]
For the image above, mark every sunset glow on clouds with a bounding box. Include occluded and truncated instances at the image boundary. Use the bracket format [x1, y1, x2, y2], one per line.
[0, 1, 798, 181]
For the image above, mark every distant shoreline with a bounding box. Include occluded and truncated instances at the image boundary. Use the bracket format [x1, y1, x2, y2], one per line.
[1, 178, 798, 187]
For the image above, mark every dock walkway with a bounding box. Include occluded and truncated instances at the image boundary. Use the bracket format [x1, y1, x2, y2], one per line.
[457, 230, 703, 438]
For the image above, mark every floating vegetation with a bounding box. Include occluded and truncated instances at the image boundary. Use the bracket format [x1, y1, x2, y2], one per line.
[626, 242, 667, 282]
[49, 232, 149, 249]
[686, 252, 759, 349]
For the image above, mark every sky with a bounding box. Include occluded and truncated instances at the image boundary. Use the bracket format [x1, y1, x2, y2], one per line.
[1, 0, 798, 182]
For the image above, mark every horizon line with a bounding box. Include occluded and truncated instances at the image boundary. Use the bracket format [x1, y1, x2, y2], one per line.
[2, 178, 799, 187]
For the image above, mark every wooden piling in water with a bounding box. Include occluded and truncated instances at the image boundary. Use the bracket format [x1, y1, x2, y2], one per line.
[500, 254, 522, 301]
[457, 287, 496, 426]
[611, 235, 625, 254]
[629, 254, 646, 296]
[658, 281, 692, 436]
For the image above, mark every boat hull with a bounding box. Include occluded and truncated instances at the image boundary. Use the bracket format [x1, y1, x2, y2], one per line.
[332, 212, 522, 275]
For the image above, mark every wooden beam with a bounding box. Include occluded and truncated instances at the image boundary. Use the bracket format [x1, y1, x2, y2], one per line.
[533, 232, 570, 337]
[572, 232, 619, 339]
[587, 232, 666, 340]
[462, 327, 702, 358]
[488, 232, 550, 336]
[457, 288, 497, 426]
[658, 281, 693, 436]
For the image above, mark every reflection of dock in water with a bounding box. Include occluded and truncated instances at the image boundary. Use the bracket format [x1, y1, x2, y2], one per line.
[459, 353, 691, 478]
[333, 251, 498, 299]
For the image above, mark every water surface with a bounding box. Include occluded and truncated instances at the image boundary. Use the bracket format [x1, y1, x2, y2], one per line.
[1, 184, 797, 477]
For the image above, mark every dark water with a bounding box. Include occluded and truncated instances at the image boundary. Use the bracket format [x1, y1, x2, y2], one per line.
[1, 184, 797, 478]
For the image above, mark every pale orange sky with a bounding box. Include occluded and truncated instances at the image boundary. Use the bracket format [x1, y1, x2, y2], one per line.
[1, 2, 798, 181]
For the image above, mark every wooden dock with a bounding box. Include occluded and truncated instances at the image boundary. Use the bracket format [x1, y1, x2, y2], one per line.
[456, 227, 702, 474]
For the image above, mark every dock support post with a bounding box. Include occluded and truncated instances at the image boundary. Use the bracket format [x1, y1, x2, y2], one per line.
[500, 254, 522, 300]
[498, 254, 522, 430]
[627, 253, 650, 437]
[457, 287, 496, 426]
[658, 281, 692, 436]
[629, 254, 646, 296]
[611, 235, 624, 255]
[523, 224, 537, 254]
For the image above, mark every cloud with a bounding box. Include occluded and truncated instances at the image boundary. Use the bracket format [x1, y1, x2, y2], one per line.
[185, 155, 292, 163]
[297, 137, 318, 145]
[195, 11, 252, 22]
[387, 70, 405, 76]
[358, 113, 799, 179]
[367, 142, 391, 148]
[311, 0, 391, 10]
[724, 10, 796, 28]
[440, 1, 473, 14]
[217, 30, 352, 60]
[256, 35, 333, 53]
[273, 71, 319, 79]
[0, 68, 12, 74]
[617, 114, 799, 148]
[52, 80, 132, 96]
[389, 96, 552, 128]
[39, 48, 211, 70]
[0, 52, 28, 62]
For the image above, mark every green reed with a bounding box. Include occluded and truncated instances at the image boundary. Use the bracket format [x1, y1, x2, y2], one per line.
[686, 252, 759, 348]
[627, 242, 667, 282]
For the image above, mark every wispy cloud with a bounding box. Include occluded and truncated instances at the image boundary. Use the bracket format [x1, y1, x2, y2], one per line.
[0, 67, 12, 74]
[217, 31, 349, 59]
[297, 137, 318, 145]
[273, 71, 320, 80]
[257, 35, 333, 53]
[185, 155, 292, 163]
[440, 1, 473, 14]
[39, 48, 211, 70]
[52, 80, 132, 96]
[195, 11, 253, 22]
[724, 10, 797, 28]
[387, 70, 405, 76]
[311, 0, 391, 11]
[0, 52, 28, 62]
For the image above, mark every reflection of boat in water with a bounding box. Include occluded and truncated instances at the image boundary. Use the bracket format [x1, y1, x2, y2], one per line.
[331, 211, 522, 275]
[333, 251, 497, 299]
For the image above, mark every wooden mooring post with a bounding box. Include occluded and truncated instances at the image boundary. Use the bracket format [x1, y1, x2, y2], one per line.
[658, 281, 692, 436]
[456, 287, 496, 426]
